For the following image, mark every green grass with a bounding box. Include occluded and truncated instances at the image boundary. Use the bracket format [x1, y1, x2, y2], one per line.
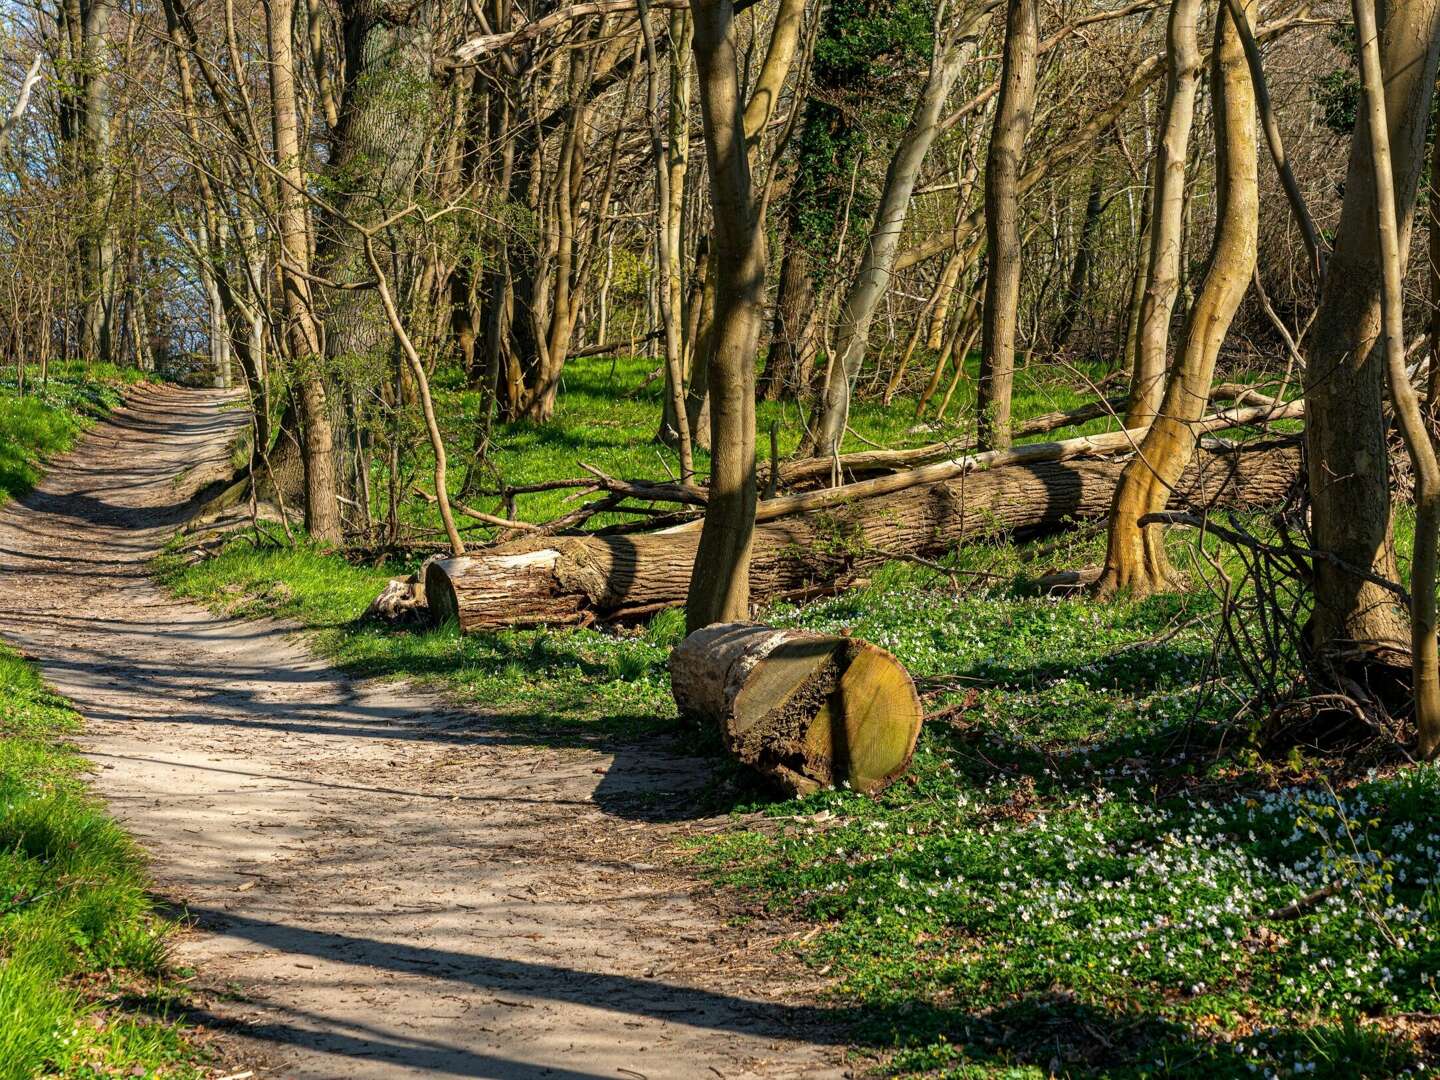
[0, 643, 202, 1080]
[0, 362, 141, 506]
[0, 360, 207, 1078]
[693, 568, 1440, 1077]
[392, 351, 1145, 532]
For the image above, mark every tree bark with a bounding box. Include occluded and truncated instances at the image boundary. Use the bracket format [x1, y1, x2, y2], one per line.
[1304, 0, 1440, 660]
[1096, 0, 1258, 599]
[1125, 0, 1202, 427]
[425, 436, 1301, 631]
[670, 623, 923, 796]
[976, 0, 1038, 450]
[686, 0, 766, 631]
[1053, 166, 1104, 349]
[1350, 0, 1440, 757]
[264, 0, 343, 544]
[814, 2, 997, 457]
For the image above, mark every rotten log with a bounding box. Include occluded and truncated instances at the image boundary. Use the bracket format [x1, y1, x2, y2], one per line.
[425, 435, 1302, 632]
[669, 623, 923, 796]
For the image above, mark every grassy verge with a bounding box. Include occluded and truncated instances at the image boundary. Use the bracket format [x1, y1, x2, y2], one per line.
[697, 573, 1440, 1078]
[0, 363, 143, 506]
[1, 363, 210, 1078]
[0, 633, 204, 1079]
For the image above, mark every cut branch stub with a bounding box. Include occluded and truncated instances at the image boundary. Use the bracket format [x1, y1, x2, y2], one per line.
[670, 623, 923, 796]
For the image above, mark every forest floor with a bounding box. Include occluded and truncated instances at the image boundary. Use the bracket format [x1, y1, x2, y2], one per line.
[3, 362, 1437, 1079]
[0, 384, 852, 1079]
[158, 356, 1436, 1079]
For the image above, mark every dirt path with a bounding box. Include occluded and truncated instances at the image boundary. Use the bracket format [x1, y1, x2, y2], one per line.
[0, 386, 848, 1080]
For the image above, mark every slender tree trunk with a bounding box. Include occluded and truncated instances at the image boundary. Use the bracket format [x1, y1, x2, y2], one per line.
[77, 0, 116, 363]
[1304, 0, 1440, 660]
[642, 0, 694, 479]
[1053, 166, 1104, 348]
[264, 0, 342, 544]
[814, 4, 995, 457]
[687, 0, 766, 631]
[759, 242, 815, 401]
[1351, 0, 1440, 757]
[976, 0, 1038, 450]
[1095, 0, 1258, 598]
[1125, 0, 1202, 427]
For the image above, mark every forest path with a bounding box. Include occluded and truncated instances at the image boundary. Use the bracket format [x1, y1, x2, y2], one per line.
[0, 386, 846, 1080]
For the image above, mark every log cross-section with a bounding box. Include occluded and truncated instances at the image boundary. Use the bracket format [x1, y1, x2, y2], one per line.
[670, 623, 923, 795]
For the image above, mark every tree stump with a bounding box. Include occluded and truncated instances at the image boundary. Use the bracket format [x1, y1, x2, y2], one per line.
[670, 623, 923, 796]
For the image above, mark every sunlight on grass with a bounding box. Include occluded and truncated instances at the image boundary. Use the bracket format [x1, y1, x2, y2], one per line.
[0, 646, 201, 1079]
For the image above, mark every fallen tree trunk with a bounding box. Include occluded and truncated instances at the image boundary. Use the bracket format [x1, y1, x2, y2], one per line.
[426, 434, 1302, 631]
[763, 383, 1283, 488]
[670, 623, 923, 796]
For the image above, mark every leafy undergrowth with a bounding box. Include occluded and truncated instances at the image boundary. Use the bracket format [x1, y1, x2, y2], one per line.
[395, 351, 1139, 533]
[0, 644, 202, 1079]
[0, 363, 140, 506]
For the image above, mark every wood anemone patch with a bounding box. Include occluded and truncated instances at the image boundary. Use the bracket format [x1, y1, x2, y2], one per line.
[670, 623, 923, 796]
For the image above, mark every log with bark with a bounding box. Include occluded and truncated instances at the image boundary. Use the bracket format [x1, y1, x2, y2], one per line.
[425, 429, 1302, 632]
[670, 623, 923, 796]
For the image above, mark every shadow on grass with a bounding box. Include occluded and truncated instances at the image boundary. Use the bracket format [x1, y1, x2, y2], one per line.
[120, 908, 1419, 1080]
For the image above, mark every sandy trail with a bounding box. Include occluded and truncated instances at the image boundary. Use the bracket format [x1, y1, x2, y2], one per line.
[0, 386, 847, 1079]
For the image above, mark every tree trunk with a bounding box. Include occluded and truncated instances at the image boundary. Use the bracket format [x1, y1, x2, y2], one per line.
[1124, 0, 1203, 427]
[264, 0, 342, 544]
[758, 243, 815, 402]
[670, 623, 923, 796]
[976, 0, 1038, 450]
[425, 436, 1301, 631]
[686, 0, 766, 631]
[1304, 0, 1440, 660]
[1350, 0, 1440, 757]
[1053, 166, 1104, 349]
[641, 0, 695, 479]
[813, 5, 995, 457]
[1095, 0, 1258, 599]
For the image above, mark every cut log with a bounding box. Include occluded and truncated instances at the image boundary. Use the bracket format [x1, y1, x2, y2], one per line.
[425, 435, 1302, 631]
[669, 623, 922, 796]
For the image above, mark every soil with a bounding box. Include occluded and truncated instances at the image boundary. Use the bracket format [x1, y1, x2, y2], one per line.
[0, 385, 850, 1079]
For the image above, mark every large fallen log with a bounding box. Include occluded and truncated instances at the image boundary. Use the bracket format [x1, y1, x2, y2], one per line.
[425, 432, 1302, 631]
[670, 623, 923, 796]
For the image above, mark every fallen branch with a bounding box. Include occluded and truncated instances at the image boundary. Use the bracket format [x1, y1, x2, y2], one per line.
[764, 385, 1285, 488]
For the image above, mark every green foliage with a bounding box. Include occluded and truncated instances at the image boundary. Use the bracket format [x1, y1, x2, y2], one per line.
[788, 0, 937, 267]
[691, 574, 1440, 1076]
[0, 645, 201, 1079]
